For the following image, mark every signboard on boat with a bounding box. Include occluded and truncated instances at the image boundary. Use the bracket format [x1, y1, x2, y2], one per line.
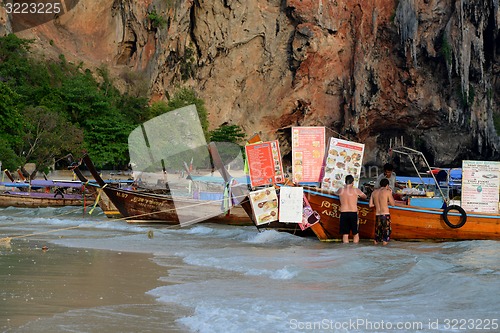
[278, 186, 303, 223]
[321, 138, 364, 192]
[245, 140, 284, 188]
[291, 127, 326, 183]
[249, 187, 279, 225]
[300, 195, 320, 230]
[461, 160, 500, 213]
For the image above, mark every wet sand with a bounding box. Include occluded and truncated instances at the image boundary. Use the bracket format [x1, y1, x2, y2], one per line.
[0, 239, 188, 332]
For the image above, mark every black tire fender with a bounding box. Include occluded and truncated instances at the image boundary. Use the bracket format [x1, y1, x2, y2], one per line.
[443, 205, 467, 229]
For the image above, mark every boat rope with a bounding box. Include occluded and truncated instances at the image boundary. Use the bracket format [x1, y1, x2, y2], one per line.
[88, 184, 107, 215]
[0, 205, 95, 244]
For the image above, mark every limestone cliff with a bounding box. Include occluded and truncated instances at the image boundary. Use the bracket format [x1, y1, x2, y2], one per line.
[2, 0, 499, 168]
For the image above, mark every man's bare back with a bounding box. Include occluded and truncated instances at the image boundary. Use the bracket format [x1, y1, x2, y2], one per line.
[338, 185, 367, 212]
[369, 186, 395, 215]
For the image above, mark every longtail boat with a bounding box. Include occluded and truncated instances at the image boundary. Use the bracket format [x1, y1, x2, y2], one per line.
[68, 161, 122, 218]
[214, 132, 500, 241]
[305, 146, 500, 241]
[304, 187, 500, 241]
[79, 153, 249, 225]
[0, 179, 88, 208]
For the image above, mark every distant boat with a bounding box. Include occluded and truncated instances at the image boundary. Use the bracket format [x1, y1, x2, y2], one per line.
[0, 178, 88, 208]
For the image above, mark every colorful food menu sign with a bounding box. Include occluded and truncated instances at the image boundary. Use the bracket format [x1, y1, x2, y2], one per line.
[245, 140, 284, 188]
[322, 138, 364, 192]
[249, 187, 279, 225]
[461, 160, 499, 213]
[292, 127, 325, 183]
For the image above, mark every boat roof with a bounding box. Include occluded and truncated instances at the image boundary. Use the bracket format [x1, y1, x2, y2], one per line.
[0, 182, 30, 188]
[396, 176, 437, 185]
[396, 168, 462, 186]
[1, 180, 84, 188]
[31, 180, 83, 188]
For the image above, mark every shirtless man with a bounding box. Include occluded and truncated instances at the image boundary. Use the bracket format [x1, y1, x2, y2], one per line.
[369, 178, 396, 245]
[337, 175, 367, 243]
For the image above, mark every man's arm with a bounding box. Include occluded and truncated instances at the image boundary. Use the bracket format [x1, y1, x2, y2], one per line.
[357, 188, 367, 200]
[387, 190, 396, 206]
[369, 191, 375, 208]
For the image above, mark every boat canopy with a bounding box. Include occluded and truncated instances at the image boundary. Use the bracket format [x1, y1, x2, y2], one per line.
[31, 180, 83, 188]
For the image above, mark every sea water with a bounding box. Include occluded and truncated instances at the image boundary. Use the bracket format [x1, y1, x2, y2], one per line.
[0, 206, 499, 333]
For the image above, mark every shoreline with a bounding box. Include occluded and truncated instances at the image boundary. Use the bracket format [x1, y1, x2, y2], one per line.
[0, 238, 188, 332]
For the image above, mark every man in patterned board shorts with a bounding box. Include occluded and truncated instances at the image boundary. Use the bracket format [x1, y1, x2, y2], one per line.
[369, 178, 396, 245]
[337, 175, 367, 243]
[375, 214, 392, 244]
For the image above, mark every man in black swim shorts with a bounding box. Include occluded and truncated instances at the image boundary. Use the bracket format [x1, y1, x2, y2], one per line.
[337, 175, 367, 243]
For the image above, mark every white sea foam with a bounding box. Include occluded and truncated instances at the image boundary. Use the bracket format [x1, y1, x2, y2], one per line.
[244, 229, 306, 244]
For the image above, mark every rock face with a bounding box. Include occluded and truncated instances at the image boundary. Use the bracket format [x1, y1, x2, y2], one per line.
[2, 0, 499, 169]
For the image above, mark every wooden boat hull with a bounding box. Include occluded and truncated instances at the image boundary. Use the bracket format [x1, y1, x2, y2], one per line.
[79, 154, 248, 225]
[304, 187, 500, 241]
[96, 190, 122, 218]
[0, 192, 84, 208]
[99, 186, 215, 224]
[389, 205, 500, 241]
[102, 186, 177, 223]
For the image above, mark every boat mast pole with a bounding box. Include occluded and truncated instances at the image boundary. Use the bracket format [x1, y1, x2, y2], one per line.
[391, 148, 427, 187]
[394, 146, 448, 203]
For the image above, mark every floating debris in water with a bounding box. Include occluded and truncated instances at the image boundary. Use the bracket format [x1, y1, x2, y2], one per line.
[0, 237, 12, 249]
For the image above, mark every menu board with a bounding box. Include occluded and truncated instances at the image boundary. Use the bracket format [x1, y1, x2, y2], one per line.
[461, 160, 499, 213]
[249, 187, 279, 225]
[279, 187, 303, 223]
[291, 127, 325, 183]
[245, 140, 284, 187]
[321, 138, 364, 192]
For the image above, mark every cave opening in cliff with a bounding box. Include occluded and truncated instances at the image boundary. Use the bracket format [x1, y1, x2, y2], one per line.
[483, 8, 496, 69]
[116, 40, 137, 66]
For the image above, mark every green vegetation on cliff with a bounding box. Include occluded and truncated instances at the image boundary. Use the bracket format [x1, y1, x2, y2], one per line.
[0, 34, 146, 171]
[0, 34, 244, 174]
[0, 36, 158, 171]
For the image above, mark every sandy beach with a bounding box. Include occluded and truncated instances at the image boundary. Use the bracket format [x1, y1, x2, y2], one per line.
[1, 239, 188, 332]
